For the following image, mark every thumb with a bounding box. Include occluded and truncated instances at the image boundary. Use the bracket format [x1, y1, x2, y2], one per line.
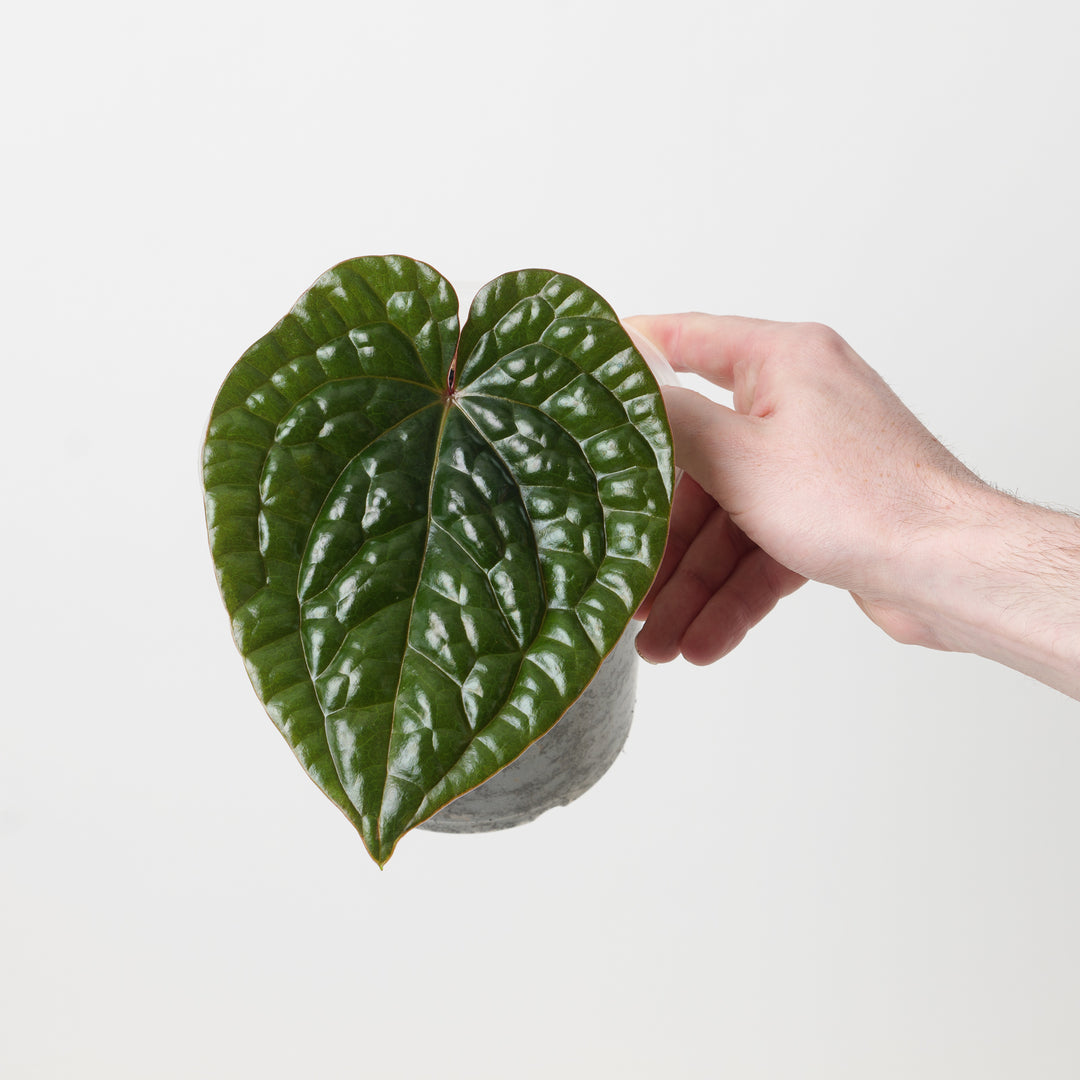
[661, 385, 752, 509]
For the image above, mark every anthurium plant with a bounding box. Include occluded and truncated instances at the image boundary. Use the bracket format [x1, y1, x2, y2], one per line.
[202, 256, 674, 865]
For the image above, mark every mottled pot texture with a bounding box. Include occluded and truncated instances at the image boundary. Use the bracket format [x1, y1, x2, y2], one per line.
[418, 626, 638, 832]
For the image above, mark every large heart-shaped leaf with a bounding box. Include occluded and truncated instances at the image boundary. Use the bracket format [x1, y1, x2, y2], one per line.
[203, 256, 673, 864]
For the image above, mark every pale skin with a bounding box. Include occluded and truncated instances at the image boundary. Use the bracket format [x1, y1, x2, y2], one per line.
[627, 313, 1080, 702]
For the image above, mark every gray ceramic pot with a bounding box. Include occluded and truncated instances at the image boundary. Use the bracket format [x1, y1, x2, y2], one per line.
[418, 625, 638, 832]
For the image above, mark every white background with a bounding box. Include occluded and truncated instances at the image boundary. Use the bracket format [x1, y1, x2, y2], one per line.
[4, 0, 1080, 1076]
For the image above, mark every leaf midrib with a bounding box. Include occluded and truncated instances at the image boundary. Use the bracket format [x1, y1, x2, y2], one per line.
[376, 397, 454, 851]
[399, 396, 553, 835]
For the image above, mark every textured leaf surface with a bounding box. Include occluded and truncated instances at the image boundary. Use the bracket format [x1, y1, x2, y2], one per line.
[203, 256, 673, 864]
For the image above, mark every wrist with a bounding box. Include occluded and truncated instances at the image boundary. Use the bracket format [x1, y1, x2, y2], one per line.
[873, 481, 1080, 699]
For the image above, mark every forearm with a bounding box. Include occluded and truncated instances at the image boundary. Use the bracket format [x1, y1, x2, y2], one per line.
[881, 485, 1080, 700]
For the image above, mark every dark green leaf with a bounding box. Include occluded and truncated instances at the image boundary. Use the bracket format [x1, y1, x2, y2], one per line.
[203, 256, 673, 864]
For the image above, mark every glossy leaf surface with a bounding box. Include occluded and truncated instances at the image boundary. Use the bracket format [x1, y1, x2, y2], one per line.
[203, 256, 673, 864]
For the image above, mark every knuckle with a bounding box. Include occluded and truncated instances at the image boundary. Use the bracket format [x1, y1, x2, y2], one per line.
[793, 321, 844, 353]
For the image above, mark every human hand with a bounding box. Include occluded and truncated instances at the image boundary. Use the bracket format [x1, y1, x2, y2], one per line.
[630, 314, 995, 665]
[630, 312, 1080, 699]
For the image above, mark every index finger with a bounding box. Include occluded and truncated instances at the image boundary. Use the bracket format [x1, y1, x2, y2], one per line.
[623, 313, 781, 391]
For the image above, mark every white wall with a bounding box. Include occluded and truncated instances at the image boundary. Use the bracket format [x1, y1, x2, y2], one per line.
[5, 1, 1079, 1076]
